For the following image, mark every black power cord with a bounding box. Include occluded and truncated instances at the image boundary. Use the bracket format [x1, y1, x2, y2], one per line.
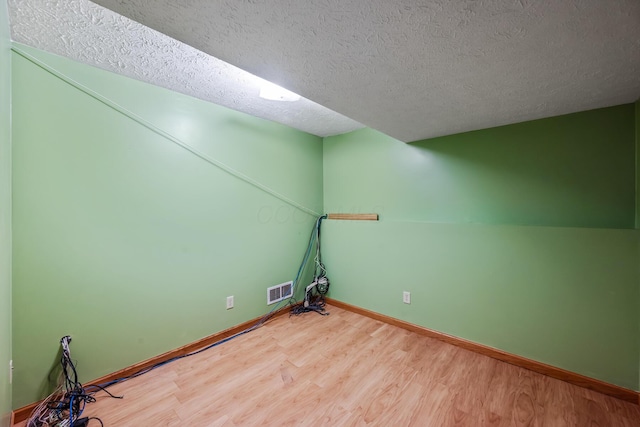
[27, 337, 121, 427]
[291, 215, 330, 316]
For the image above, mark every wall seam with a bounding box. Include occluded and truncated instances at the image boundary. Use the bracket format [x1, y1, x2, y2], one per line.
[11, 45, 321, 218]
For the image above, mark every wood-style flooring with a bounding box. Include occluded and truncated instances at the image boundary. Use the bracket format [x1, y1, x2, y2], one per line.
[16, 304, 640, 426]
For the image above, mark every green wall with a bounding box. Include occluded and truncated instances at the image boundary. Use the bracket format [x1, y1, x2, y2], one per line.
[11, 46, 323, 408]
[324, 108, 635, 229]
[0, 0, 11, 425]
[323, 109, 639, 391]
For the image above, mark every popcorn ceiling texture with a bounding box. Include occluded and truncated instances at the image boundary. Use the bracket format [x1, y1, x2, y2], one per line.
[8, 0, 363, 137]
[8, 0, 640, 142]
[91, 0, 640, 142]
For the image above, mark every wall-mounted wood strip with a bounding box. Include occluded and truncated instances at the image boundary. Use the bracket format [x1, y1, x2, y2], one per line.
[326, 213, 379, 221]
[325, 298, 640, 405]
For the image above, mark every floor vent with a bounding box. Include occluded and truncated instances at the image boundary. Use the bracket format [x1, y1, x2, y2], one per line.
[267, 281, 293, 305]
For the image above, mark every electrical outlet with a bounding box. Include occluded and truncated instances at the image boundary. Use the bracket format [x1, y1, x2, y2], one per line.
[9, 360, 13, 384]
[226, 296, 234, 310]
[403, 291, 411, 304]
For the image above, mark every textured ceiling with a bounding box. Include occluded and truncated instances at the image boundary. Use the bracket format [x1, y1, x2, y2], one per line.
[9, 0, 640, 142]
[90, 0, 640, 142]
[7, 0, 363, 137]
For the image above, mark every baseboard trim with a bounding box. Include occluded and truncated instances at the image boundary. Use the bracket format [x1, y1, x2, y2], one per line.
[12, 401, 37, 426]
[326, 298, 640, 405]
[11, 304, 295, 425]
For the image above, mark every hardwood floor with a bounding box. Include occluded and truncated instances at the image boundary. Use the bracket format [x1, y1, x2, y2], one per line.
[16, 304, 640, 426]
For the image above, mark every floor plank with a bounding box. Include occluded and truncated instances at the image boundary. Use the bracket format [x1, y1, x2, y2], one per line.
[16, 304, 640, 426]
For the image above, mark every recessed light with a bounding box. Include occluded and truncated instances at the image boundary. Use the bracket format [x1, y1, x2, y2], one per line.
[259, 81, 301, 102]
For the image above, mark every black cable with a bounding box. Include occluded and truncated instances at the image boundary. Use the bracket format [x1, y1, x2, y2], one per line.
[290, 294, 328, 316]
[84, 384, 123, 400]
[290, 215, 330, 316]
[34, 337, 113, 427]
[88, 417, 105, 426]
[315, 215, 327, 279]
[283, 215, 322, 306]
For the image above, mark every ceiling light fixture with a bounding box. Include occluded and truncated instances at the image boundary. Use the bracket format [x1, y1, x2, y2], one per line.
[259, 81, 301, 102]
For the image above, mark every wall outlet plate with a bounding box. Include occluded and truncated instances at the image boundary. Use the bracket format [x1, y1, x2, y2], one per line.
[226, 296, 234, 309]
[403, 291, 411, 304]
